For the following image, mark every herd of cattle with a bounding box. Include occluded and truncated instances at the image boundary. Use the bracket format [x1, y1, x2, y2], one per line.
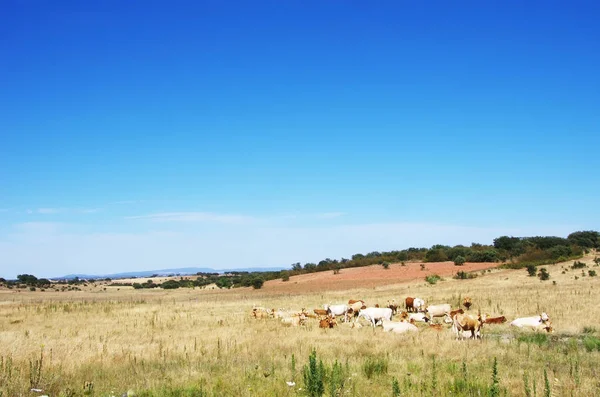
[251, 296, 553, 339]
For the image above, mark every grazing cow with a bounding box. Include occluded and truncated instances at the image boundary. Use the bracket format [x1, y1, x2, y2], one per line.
[319, 315, 337, 329]
[387, 300, 399, 315]
[325, 304, 349, 322]
[463, 297, 472, 310]
[425, 304, 452, 323]
[379, 319, 418, 333]
[450, 308, 464, 319]
[453, 313, 485, 340]
[358, 307, 393, 327]
[484, 316, 507, 325]
[510, 313, 552, 332]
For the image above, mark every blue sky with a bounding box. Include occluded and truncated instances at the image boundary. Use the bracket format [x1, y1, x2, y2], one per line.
[1, 1, 599, 278]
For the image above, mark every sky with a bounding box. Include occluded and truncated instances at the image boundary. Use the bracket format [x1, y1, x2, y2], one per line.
[1, 1, 599, 278]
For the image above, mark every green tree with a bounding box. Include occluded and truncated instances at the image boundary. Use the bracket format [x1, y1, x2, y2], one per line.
[526, 265, 537, 277]
[454, 256, 466, 266]
[251, 277, 264, 289]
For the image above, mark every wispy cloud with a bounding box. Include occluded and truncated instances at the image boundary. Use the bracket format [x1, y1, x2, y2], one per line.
[77, 208, 101, 214]
[126, 212, 254, 224]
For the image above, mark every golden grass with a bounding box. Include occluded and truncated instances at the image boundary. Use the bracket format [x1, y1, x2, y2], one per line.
[1, 254, 600, 396]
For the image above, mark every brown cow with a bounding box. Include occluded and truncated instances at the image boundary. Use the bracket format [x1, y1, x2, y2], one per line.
[450, 308, 464, 319]
[453, 313, 485, 340]
[348, 299, 364, 305]
[319, 315, 337, 329]
[484, 316, 506, 324]
[387, 300, 398, 315]
[463, 297, 472, 310]
[405, 297, 415, 312]
[314, 309, 328, 317]
[429, 323, 443, 331]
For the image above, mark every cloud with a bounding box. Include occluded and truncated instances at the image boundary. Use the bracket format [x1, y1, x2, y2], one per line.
[78, 208, 101, 214]
[126, 212, 254, 224]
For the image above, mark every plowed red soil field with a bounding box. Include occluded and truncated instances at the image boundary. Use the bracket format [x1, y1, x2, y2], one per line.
[262, 261, 500, 294]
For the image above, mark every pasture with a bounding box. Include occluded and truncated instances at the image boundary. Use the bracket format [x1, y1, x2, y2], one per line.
[1, 255, 600, 396]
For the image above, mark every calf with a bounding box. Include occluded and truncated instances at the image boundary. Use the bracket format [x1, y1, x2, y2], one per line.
[314, 309, 328, 317]
[387, 300, 399, 315]
[319, 315, 337, 329]
[463, 297, 472, 310]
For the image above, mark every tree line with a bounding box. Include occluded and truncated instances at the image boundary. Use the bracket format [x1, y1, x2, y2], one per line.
[1, 230, 597, 291]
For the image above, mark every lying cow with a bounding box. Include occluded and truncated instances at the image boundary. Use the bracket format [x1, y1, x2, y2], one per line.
[390, 322, 419, 334]
[510, 313, 552, 332]
[281, 313, 307, 327]
[319, 315, 337, 329]
[358, 307, 393, 327]
[484, 315, 507, 324]
[399, 311, 429, 323]
[313, 309, 328, 317]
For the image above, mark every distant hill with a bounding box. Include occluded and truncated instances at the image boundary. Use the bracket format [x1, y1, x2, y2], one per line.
[58, 266, 287, 280]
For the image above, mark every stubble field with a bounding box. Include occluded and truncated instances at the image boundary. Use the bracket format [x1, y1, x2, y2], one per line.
[1, 255, 600, 396]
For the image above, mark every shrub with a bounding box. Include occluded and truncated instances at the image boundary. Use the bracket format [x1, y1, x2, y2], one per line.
[571, 261, 587, 270]
[583, 336, 600, 352]
[588, 270, 597, 277]
[161, 280, 181, 289]
[454, 271, 477, 280]
[303, 350, 325, 397]
[251, 278, 264, 289]
[425, 274, 442, 285]
[538, 268, 550, 281]
[526, 264, 537, 277]
[382, 261, 390, 269]
[281, 272, 290, 282]
[454, 256, 466, 266]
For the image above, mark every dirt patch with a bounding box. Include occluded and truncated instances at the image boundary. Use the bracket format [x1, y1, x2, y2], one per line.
[262, 261, 500, 294]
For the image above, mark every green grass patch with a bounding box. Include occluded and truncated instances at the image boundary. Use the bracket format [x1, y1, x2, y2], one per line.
[518, 333, 549, 347]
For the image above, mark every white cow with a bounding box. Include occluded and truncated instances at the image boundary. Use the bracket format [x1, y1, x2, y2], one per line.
[403, 312, 429, 323]
[510, 313, 552, 332]
[390, 322, 419, 334]
[425, 304, 452, 323]
[358, 307, 393, 327]
[413, 298, 426, 312]
[325, 304, 349, 322]
[379, 319, 418, 333]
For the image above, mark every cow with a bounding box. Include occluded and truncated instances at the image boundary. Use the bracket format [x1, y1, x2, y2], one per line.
[281, 313, 307, 327]
[389, 322, 419, 334]
[453, 313, 485, 340]
[319, 315, 337, 329]
[450, 308, 464, 319]
[314, 309, 328, 317]
[425, 304, 452, 323]
[325, 304, 349, 322]
[348, 299, 365, 305]
[347, 300, 366, 320]
[399, 311, 429, 323]
[405, 297, 415, 312]
[387, 300, 399, 315]
[429, 323, 443, 331]
[510, 313, 552, 332]
[484, 316, 507, 324]
[463, 297, 472, 310]
[413, 298, 426, 312]
[379, 319, 418, 333]
[358, 307, 393, 327]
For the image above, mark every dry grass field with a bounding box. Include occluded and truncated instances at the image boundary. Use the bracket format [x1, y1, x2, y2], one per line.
[1, 254, 600, 396]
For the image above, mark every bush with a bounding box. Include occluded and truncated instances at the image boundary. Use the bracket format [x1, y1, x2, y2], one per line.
[589, 270, 597, 277]
[161, 280, 181, 289]
[251, 278, 264, 289]
[538, 268, 550, 281]
[454, 256, 466, 266]
[571, 261, 587, 269]
[425, 274, 442, 285]
[454, 271, 477, 280]
[382, 261, 390, 269]
[303, 350, 325, 397]
[583, 336, 600, 352]
[526, 264, 537, 277]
